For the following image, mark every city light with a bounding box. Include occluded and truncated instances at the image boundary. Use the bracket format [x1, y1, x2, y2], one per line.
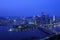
[8, 28, 13, 32]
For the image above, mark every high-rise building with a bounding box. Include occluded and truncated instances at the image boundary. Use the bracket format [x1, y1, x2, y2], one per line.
[40, 14, 50, 25]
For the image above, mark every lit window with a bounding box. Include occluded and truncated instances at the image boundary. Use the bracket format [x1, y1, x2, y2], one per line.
[13, 19, 17, 22]
[28, 22, 34, 24]
[18, 26, 22, 28]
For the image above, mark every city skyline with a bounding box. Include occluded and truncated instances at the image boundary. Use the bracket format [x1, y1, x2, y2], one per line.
[0, 0, 60, 40]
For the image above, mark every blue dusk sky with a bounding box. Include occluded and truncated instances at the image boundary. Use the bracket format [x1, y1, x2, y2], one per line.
[0, 0, 60, 17]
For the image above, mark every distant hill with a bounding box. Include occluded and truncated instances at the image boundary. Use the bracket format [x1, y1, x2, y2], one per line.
[0, 17, 7, 20]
